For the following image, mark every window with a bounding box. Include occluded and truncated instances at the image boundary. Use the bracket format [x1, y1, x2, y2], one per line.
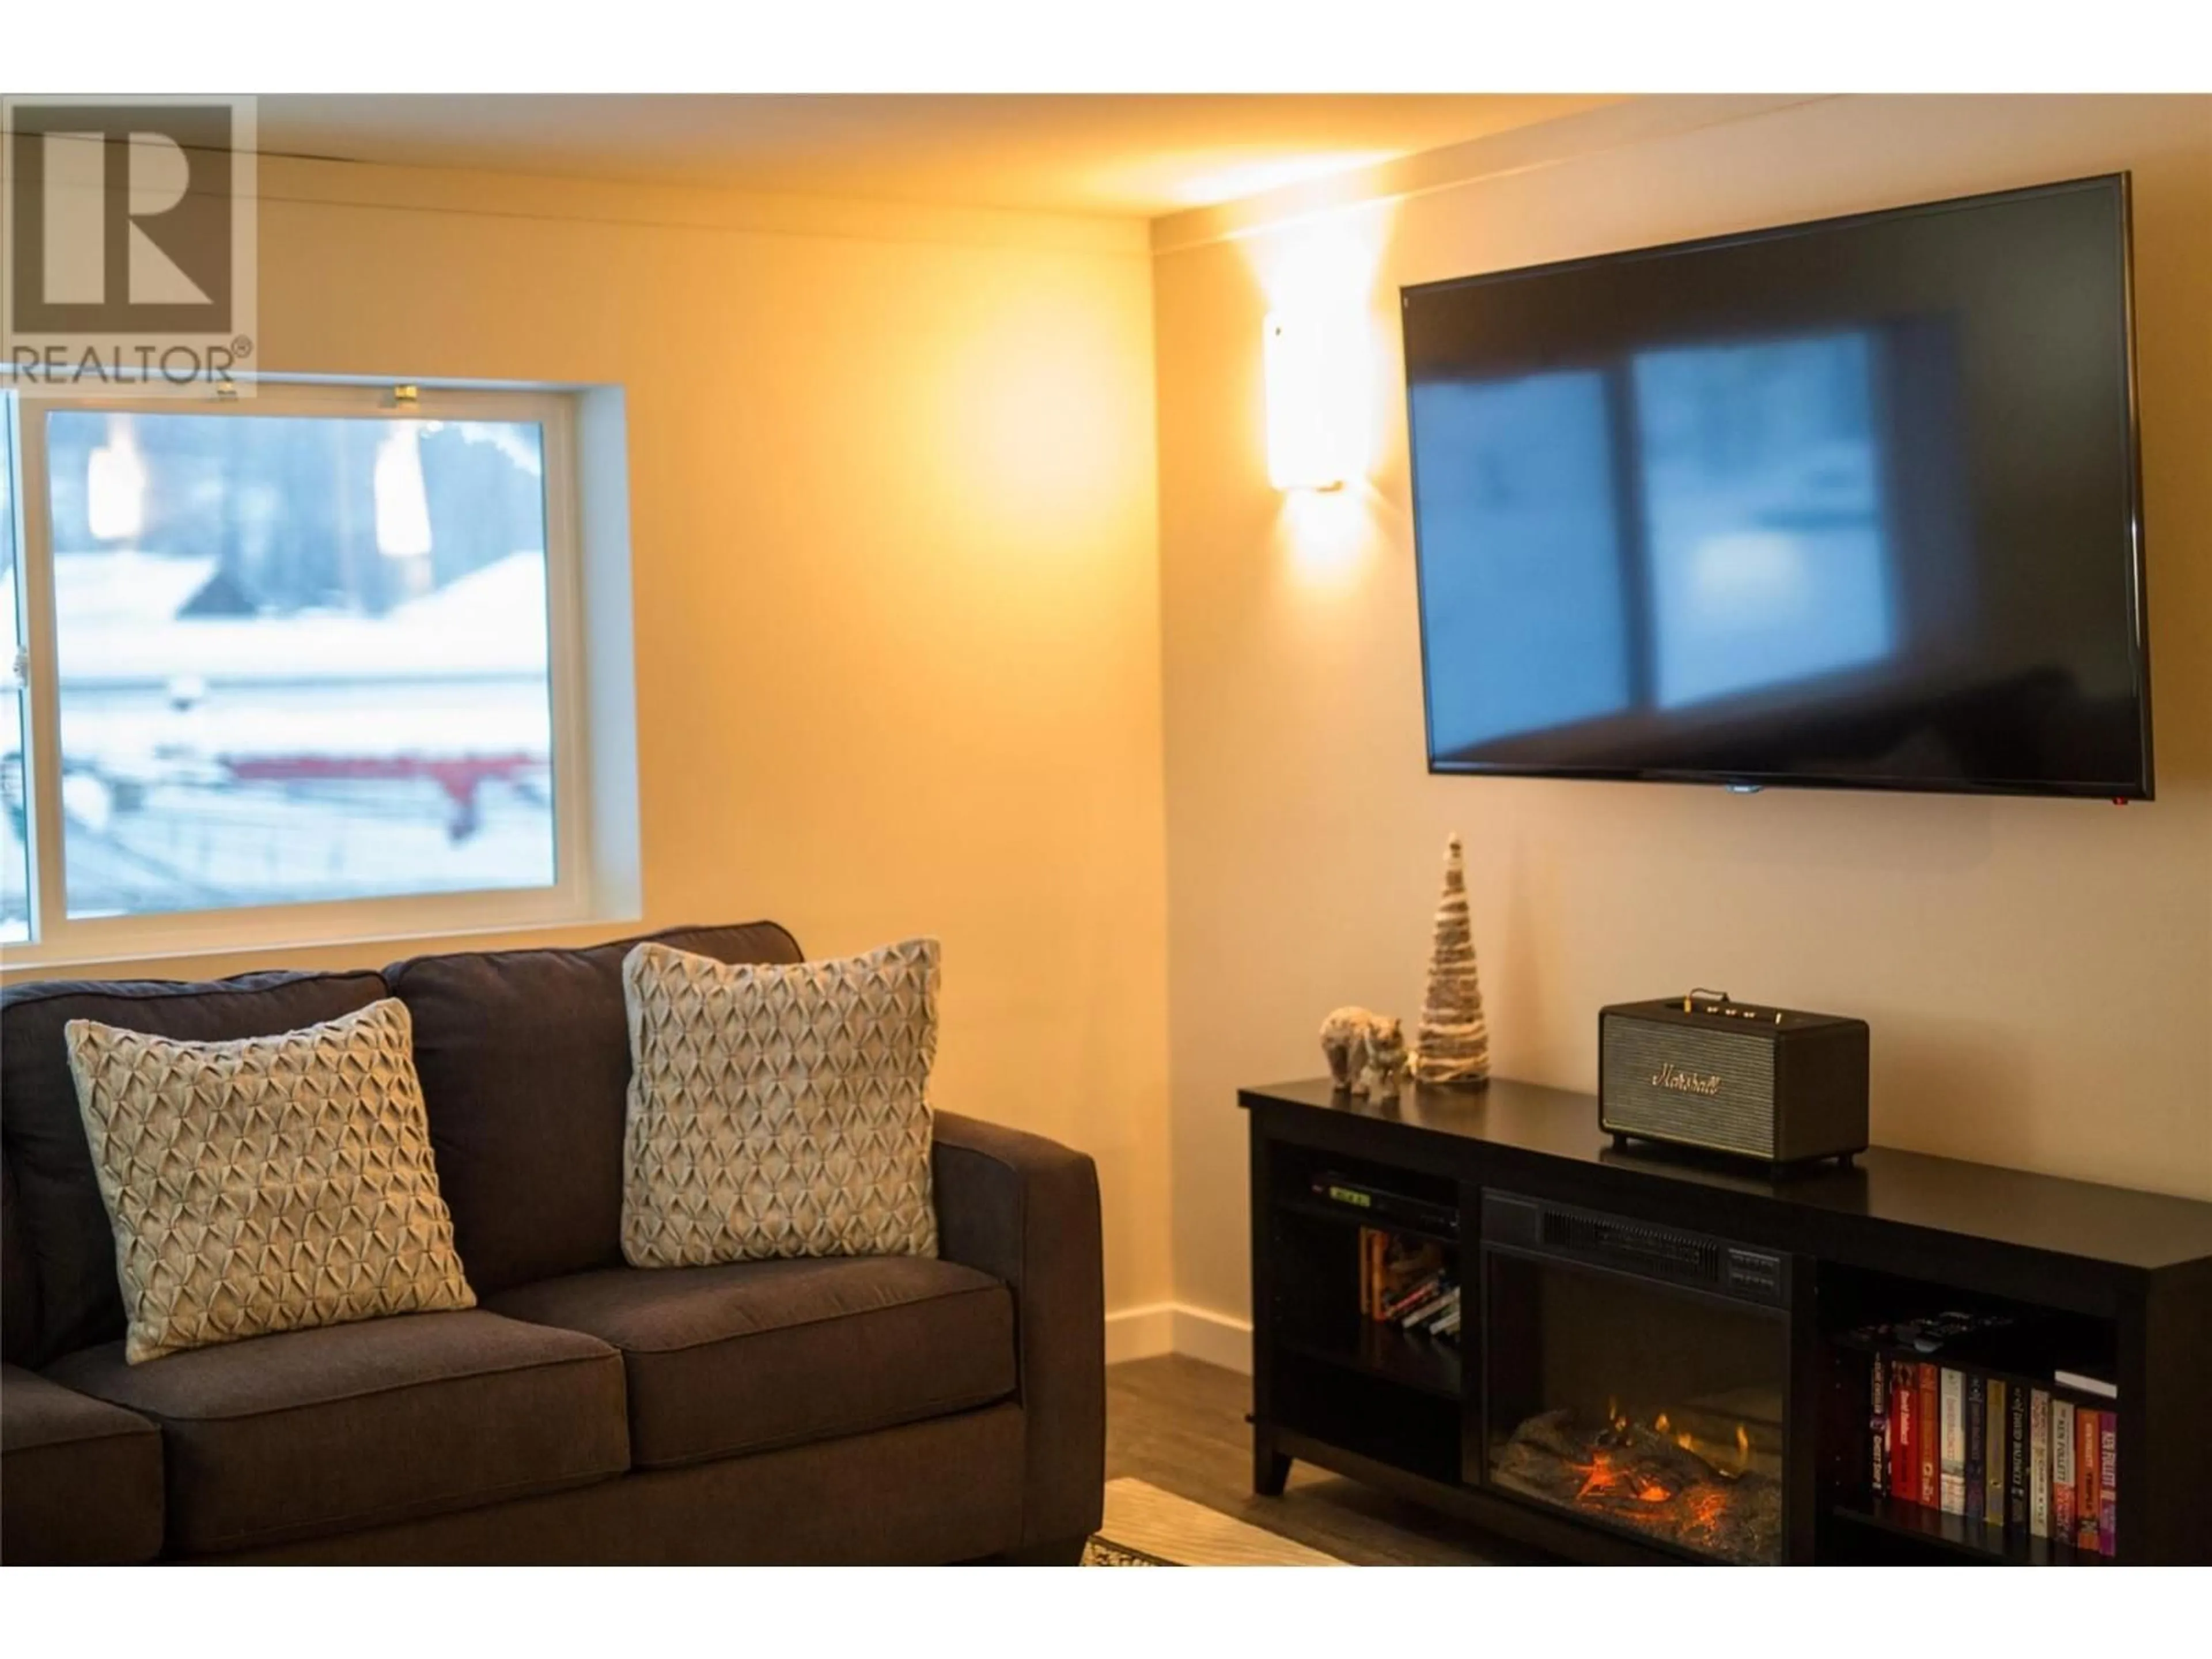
[1, 380, 612, 964]
[1411, 330, 1896, 754]
[2, 399, 28, 942]
[1632, 334, 1893, 710]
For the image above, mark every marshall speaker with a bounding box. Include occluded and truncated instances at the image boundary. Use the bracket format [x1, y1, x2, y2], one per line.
[1599, 990, 1869, 1168]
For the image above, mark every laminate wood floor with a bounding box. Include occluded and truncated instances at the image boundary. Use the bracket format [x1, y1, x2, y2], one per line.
[1105, 1354, 1550, 1566]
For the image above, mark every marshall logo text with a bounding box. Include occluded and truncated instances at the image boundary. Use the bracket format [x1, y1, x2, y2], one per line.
[1650, 1062, 1723, 1097]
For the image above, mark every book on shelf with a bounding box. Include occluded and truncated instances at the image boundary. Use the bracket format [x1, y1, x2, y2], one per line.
[2076, 1408, 2101, 1551]
[1889, 1358, 1916, 1499]
[1361, 1233, 1446, 1324]
[1358, 1225, 1457, 1345]
[2029, 1388, 2051, 1539]
[1381, 1274, 1449, 1324]
[2051, 1398, 2077, 1538]
[1402, 1285, 1460, 1330]
[2097, 1415, 2117, 1558]
[1376, 1277, 1427, 1321]
[1869, 1353, 1889, 1498]
[1408, 1301, 1456, 1334]
[1938, 1368, 1966, 1515]
[2054, 1367, 2117, 1400]
[1374, 1271, 1437, 1319]
[1392, 1283, 1438, 1324]
[1964, 1373, 1987, 1522]
[1916, 1363, 1940, 1508]
[1981, 1378, 2006, 1528]
[1849, 1324, 2121, 1554]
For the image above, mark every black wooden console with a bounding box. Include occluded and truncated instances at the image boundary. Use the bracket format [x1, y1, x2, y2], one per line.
[1241, 1077, 2212, 1565]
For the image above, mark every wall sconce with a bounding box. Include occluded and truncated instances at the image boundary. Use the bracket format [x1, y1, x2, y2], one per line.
[1264, 309, 1362, 493]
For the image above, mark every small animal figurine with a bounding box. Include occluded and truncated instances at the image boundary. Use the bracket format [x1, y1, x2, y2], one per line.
[1319, 1007, 1409, 1099]
[1361, 1020, 1410, 1099]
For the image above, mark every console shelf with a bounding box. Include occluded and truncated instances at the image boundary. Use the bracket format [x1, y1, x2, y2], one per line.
[1829, 1495, 2112, 1567]
[1280, 1315, 1464, 1400]
[1242, 1076, 2212, 1566]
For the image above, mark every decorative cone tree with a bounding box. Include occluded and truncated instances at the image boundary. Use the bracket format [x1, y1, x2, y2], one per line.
[1413, 833, 1490, 1087]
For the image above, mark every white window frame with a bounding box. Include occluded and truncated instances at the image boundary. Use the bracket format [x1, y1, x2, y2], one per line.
[1, 377, 606, 968]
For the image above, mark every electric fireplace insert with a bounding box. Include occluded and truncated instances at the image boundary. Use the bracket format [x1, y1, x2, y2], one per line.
[1481, 1192, 1794, 1565]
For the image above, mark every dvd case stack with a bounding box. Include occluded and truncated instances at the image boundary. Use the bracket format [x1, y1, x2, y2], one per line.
[1358, 1229, 1460, 1341]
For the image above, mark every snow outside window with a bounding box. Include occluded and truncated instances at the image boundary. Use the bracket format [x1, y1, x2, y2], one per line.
[1, 381, 607, 963]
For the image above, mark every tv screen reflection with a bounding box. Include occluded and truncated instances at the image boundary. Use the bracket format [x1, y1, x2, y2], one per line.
[1402, 177, 2149, 797]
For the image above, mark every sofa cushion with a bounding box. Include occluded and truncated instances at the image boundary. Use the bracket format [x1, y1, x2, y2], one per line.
[1, 969, 389, 1367]
[385, 922, 804, 1298]
[487, 1255, 1013, 1469]
[621, 938, 940, 1268]
[64, 999, 476, 1363]
[1, 1363, 164, 1563]
[47, 1309, 627, 1555]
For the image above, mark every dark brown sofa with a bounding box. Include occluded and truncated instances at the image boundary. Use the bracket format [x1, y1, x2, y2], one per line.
[0, 923, 1104, 1565]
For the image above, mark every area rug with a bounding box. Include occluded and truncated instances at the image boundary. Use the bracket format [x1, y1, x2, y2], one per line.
[1081, 1478, 1347, 1566]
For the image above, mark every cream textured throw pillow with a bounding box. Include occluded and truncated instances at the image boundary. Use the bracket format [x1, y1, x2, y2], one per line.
[622, 938, 940, 1267]
[65, 998, 475, 1363]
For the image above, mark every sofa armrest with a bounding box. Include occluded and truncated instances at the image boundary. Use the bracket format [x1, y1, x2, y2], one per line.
[931, 1111, 1103, 1551]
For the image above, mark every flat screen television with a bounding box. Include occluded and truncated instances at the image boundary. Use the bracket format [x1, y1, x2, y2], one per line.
[1402, 175, 2151, 799]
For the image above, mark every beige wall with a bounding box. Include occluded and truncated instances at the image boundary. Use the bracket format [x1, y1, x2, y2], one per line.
[13, 97, 2208, 1341]
[1154, 95, 2212, 1324]
[10, 160, 1176, 1317]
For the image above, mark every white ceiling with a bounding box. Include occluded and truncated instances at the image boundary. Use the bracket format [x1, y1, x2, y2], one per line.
[253, 94, 1619, 218]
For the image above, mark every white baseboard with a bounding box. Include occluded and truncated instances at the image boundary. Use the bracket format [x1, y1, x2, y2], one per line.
[1104, 1302, 1176, 1364]
[1169, 1304, 1253, 1373]
[1104, 1302, 1252, 1373]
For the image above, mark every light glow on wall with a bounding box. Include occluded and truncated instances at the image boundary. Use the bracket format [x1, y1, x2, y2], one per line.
[1279, 484, 1373, 589]
[1166, 150, 1397, 209]
[1263, 308, 1363, 492]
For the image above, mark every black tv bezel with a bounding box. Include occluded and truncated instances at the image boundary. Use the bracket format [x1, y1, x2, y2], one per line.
[1399, 172, 2154, 802]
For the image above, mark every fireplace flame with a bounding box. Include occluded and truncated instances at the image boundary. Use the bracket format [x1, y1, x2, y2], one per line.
[1575, 1451, 1661, 1500]
[1497, 1405, 1782, 1563]
[1572, 1409, 1766, 1484]
[1574, 1452, 1618, 1501]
